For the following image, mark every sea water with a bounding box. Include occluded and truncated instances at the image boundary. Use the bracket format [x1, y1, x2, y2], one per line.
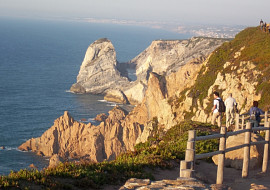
[0, 17, 190, 175]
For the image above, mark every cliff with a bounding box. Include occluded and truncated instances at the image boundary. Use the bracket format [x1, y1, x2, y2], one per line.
[131, 38, 227, 83]
[71, 37, 226, 105]
[107, 37, 226, 104]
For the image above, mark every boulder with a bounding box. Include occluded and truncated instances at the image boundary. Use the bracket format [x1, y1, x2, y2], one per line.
[70, 83, 86, 94]
[104, 89, 128, 104]
[29, 164, 37, 169]
[212, 133, 264, 169]
[94, 113, 108, 122]
[49, 154, 64, 168]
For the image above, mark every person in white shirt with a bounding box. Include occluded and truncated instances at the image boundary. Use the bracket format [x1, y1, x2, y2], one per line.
[224, 93, 237, 128]
[211, 91, 222, 127]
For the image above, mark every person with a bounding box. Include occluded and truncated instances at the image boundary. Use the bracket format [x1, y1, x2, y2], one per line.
[224, 93, 237, 128]
[265, 22, 267, 32]
[260, 19, 264, 30]
[211, 91, 222, 127]
[249, 101, 264, 128]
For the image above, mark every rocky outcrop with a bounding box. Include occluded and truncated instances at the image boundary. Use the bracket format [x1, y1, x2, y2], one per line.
[19, 108, 144, 162]
[49, 154, 64, 168]
[94, 113, 108, 122]
[70, 38, 129, 94]
[131, 38, 227, 83]
[104, 89, 129, 104]
[212, 133, 264, 170]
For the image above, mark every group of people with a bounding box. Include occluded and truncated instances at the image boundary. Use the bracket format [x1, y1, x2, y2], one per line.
[211, 91, 264, 129]
[260, 19, 270, 33]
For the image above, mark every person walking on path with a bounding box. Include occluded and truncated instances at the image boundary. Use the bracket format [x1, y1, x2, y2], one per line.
[260, 19, 264, 30]
[224, 93, 237, 128]
[211, 91, 222, 127]
[249, 101, 264, 128]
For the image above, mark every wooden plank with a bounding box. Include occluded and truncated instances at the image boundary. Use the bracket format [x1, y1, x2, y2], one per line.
[195, 150, 222, 160]
[250, 141, 267, 146]
[225, 144, 246, 153]
[226, 129, 249, 137]
[252, 127, 270, 131]
[196, 134, 224, 141]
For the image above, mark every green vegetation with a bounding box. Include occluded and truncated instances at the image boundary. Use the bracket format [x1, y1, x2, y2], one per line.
[0, 121, 219, 189]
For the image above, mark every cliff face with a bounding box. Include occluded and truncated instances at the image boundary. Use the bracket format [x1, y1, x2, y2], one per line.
[70, 38, 129, 94]
[131, 38, 227, 84]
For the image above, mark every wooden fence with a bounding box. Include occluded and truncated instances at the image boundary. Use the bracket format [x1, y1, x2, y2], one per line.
[180, 111, 270, 185]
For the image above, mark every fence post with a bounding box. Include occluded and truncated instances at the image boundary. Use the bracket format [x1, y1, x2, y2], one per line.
[264, 111, 268, 126]
[242, 122, 252, 178]
[241, 115, 245, 130]
[216, 126, 227, 184]
[262, 122, 270, 173]
[180, 130, 196, 178]
[235, 113, 240, 131]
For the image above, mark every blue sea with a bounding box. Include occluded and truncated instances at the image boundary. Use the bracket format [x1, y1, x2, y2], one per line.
[0, 17, 190, 175]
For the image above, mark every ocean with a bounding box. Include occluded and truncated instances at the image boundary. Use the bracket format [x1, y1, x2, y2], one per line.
[0, 17, 190, 175]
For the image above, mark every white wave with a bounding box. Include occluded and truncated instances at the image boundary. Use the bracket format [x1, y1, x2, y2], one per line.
[98, 99, 107, 102]
[65, 90, 84, 94]
[107, 103, 117, 107]
[1, 146, 17, 151]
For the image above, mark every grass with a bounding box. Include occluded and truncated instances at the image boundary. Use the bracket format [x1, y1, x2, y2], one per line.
[0, 121, 219, 189]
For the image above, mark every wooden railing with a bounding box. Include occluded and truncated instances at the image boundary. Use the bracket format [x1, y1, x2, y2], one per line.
[180, 111, 270, 185]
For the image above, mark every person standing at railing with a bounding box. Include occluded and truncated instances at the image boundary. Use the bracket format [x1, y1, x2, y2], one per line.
[249, 101, 264, 128]
[225, 93, 237, 128]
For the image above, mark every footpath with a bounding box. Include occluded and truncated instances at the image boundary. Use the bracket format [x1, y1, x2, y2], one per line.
[113, 160, 270, 190]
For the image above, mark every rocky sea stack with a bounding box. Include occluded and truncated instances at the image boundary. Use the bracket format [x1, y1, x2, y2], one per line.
[70, 38, 129, 94]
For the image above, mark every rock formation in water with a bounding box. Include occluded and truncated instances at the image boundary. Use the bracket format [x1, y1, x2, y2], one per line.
[19, 108, 145, 162]
[70, 38, 129, 94]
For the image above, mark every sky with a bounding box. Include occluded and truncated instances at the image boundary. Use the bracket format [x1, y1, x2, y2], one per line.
[0, 0, 270, 26]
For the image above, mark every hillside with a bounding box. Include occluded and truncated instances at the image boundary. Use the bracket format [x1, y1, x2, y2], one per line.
[169, 26, 270, 123]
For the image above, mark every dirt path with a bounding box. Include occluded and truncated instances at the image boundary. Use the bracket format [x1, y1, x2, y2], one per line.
[195, 160, 270, 190]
